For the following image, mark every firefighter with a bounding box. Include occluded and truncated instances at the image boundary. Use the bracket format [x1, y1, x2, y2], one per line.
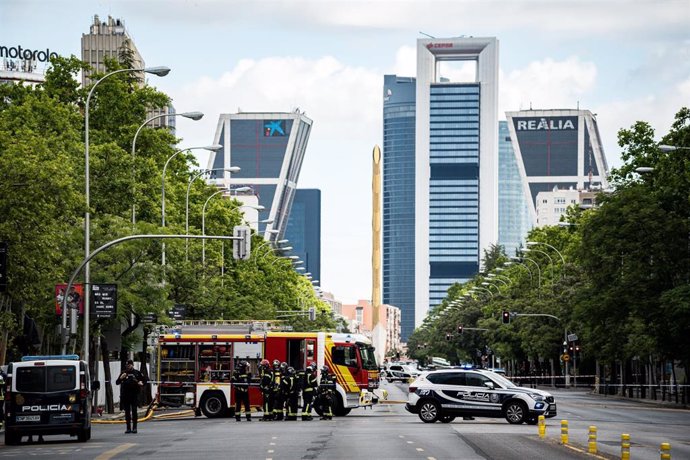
[284, 366, 299, 420]
[301, 363, 318, 421]
[259, 359, 273, 421]
[232, 361, 251, 421]
[318, 365, 335, 420]
[271, 360, 284, 421]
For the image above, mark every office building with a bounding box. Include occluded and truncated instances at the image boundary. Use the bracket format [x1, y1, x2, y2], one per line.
[207, 111, 313, 242]
[0, 44, 52, 85]
[535, 187, 598, 227]
[498, 121, 532, 257]
[415, 37, 499, 328]
[284, 189, 321, 285]
[505, 109, 609, 224]
[382, 74, 416, 340]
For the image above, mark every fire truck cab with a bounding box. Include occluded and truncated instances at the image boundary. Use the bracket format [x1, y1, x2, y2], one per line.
[155, 321, 379, 418]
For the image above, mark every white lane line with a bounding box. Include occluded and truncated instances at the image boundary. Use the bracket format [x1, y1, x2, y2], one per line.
[267, 450, 274, 453]
[428, 457, 437, 460]
[416, 448, 424, 452]
[269, 442, 275, 445]
[406, 440, 414, 444]
[398, 435, 405, 438]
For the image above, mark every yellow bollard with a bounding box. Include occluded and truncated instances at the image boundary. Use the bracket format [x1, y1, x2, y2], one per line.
[560, 419, 569, 445]
[660, 442, 671, 460]
[588, 425, 597, 454]
[538, 415, 546, 439]
[621, 433, 631, 460]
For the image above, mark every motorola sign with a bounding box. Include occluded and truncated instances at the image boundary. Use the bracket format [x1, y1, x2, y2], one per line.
[0, 45, 59, 62]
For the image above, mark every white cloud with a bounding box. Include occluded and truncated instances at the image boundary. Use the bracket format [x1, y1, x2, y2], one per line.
[499, 56, 598, 116]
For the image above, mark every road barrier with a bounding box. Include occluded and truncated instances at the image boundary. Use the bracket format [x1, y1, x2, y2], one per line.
[621, 434, 631, 460]
[660, 442, 671, 459]
[560, 419, 569, 444]
[538, 415, 546, 439]
[588, 425, 597, 454]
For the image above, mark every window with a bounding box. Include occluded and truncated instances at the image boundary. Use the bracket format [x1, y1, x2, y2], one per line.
[16, 365, 76, 392]
[332, 345, 358, 367]
[426, 372, 459, 385]
[356, 307, 363, 324]
[465, 373, 492, 388]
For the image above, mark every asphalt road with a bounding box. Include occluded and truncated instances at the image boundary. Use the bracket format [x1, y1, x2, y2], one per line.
[1, 381, 687, 459]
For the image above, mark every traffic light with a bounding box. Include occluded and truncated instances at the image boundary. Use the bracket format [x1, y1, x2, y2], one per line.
[445, 333, 452, 341]
[233, 225, 251, 260]
[308, 306, 316, 321]
[457, 324, 464, 334]
[501, 310, 511, 324]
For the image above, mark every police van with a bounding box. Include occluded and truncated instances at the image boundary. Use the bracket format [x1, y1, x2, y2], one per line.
[3, 355, 96, 445]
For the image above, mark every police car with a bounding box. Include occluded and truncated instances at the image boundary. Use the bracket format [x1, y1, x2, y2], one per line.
[405, 368, 557, 424]
[3, 355, 96, 445]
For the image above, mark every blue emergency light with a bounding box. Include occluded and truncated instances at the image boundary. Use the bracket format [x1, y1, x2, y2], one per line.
[21, 354, 80, 361]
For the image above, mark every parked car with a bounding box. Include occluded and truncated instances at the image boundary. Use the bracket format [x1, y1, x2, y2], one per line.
[405, 368, 557, 424]
[384, 364, 422, 382]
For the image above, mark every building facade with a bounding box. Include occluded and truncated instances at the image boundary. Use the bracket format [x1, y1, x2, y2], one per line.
[498, 121, 532, 257]
[340, 300, 401, 357]
[207, 111, 313, 242]
[535, 187, 598, 227]
[505, 109, 609, 224]
[284, 189, 321, 285]
[382, 74, 416, 340]
[415, 37, 499, 328]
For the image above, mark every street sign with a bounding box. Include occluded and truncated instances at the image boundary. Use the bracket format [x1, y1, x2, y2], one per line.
[55, 283, 84, 316]
[142, 313, 158, 324]
[561, 354, 571, 362]
[168, 304, 187, 321]
[90, 284, 117, 319]
[0, 241, 8, 292]
[567, 333, 578, 342]
[233, 225, 251, 260]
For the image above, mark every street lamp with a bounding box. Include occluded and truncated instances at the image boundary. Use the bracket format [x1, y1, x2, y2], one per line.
[659, 144, 690, 152]
[527, 241, 566, 278]
[161, 145, 223, 266]
[201, 188, 230, 267]
[79, 65, 169, 362]
[185, 167, 240, 260]
[131, 111, 203, 224]
[524, 247, 554, 281]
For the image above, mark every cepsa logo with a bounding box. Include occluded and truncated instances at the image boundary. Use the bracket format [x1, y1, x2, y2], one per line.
[0, 45, 59, 63]
[426, 43, 454, 50]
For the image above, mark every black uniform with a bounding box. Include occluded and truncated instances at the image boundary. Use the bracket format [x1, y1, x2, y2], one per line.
[259, 366, 273, 420]
[318, 372, 335, 420]
[284, 369, 299, 420]
[116, 364, 146, 433]
[232, 366, 251, 421]
[271, 365, 284, 420]
[301, 368, 317, 420]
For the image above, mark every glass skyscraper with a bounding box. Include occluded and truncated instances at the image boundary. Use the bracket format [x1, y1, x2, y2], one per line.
[285, 189, 321, 286]
[498, 121, 531, 257]
[415, 37, 499, 328]
[382, 75, 416, 340]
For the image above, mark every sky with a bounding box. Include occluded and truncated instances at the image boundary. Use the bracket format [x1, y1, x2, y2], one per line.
[3, 0, 689, 304]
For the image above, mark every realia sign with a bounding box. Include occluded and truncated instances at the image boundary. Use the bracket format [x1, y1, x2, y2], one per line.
[0, 45, 59, 63]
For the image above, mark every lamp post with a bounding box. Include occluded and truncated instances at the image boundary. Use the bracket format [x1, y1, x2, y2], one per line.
[516, 256, 542, 292]
[78, 65, 169, 363]
[524, 247, 554, 280]
[185, 167, 240, 261]
[527, 241, 566, 279]
[131, 111, 203, 225]
[161, 145, 223, 267]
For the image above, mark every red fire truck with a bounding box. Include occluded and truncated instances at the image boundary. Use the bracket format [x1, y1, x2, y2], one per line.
[155, 321, 380, 418]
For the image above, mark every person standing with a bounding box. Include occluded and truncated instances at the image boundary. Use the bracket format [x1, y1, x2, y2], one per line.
[258, 359, 273, 421]
[232, 361, 251, 421]
[284, 367, 299, 420]
[301, 363, 317, 421]
[116, 359, 146, 434]
[271, 360, 284, 421]
[318, 365, 335, 420]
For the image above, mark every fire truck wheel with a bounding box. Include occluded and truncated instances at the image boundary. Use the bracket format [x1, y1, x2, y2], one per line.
[333, 395, 351, 417]
[200, 392, 227, 418]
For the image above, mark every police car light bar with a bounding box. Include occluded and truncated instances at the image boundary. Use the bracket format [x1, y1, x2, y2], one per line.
[21, 354, 80, 361]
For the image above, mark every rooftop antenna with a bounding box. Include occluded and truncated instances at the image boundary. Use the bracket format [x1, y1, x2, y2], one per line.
[419, 31, 436, 39]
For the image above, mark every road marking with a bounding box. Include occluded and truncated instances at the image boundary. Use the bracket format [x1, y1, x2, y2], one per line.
[272, 436, 277, 439]
[428, 457, 437, 460]
[416, 448, 424, 452]
[399, 435, 405, 438]
[95, 443, 136, 460]
[269, 442, 275, 445]
[407, 441, 414, 444]
[267, 450, 274, 453]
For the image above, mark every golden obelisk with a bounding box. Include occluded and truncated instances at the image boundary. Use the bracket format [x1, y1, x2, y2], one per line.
[371, 145, 385, 363]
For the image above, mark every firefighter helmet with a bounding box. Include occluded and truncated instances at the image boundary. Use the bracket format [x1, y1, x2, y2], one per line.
[272, 359, 281, 368]
[260, 359, 270, 368]
[287, 366, 295, 375]
[321, 365, 329, 374]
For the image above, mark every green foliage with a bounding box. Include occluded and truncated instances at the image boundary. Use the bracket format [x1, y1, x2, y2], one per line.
[0, 57, 333, 363]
